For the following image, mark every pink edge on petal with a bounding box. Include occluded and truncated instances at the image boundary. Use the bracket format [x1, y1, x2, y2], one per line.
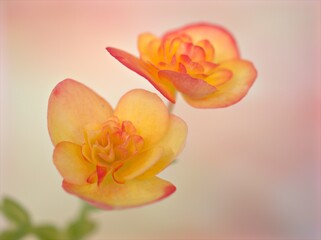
[76, 184, 176, 210]
[62, 177, 176, 210]
[106, 47, 176, 103]
[157, 184, 176, 202]
[184, 59, 257, 108]
[48, 79, 113, 146]
[158, 70, 216, 99]
[163, 22, 240, 63]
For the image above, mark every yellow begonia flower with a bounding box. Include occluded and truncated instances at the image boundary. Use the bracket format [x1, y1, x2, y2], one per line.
[107, 22, 257, 108]
[48, 79, 187, 209]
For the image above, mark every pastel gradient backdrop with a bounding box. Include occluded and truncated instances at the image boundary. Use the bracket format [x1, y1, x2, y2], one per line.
[0, 1, 320, 240]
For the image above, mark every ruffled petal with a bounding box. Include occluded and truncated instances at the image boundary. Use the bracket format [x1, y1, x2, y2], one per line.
[184, 60, 257, 108]
[164, 23, 240, 63]
[63, 176, 176, 210]
[48, 79, 113, 145]
[114, 89, 169, 148]
[53, 142, 95, 185]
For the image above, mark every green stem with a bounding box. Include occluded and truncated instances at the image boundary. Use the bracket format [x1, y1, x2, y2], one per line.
[79, 202, 97, 219]
[167, 101, 175, 113]
[167, 91, 177, 113]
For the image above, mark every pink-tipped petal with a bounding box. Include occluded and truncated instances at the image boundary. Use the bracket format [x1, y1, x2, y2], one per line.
[114, 89, 169, 148]
[196, 39, 215, 62]
[164, 23, 240, 63]
[48, 79, 113, 146]
[106, 47, 176, 103]
[63, 176, 176, 210]
[188, 45, 206, 62]
[184, 59, 257, 108]
[158, 70, 216, 99]
[179, 55, 204, 73]
[53, 142, 95, 185]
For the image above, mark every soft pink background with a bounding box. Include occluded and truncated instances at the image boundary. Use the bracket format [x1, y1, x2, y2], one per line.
[0, 1, 320, 239]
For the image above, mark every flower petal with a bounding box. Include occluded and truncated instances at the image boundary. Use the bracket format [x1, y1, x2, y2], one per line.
[62, 176, 176, 210]
[138, 33, 158, 59]
[196, 39, 215, 62]
[137, 115, 187, 179]
[53, 141, 95, 185]
[184, 60, 257, 108]
[157, 115, 187, 158]
[205, 69, 233, 86]
[165, 23, 240, 63]
[158, 70, 216, 99]
[48, 79, 113, 145]
[114, 89, 169, 147]
[106, 47, 176, 103]
[113, 147, 163, 183]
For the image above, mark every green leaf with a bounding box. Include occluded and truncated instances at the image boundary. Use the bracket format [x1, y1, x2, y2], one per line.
[0, 197, 31, 227]
[63, 201, 98, 240]
[171, 159, 179, 165]
[66, 217, 97, 240]
[33, 225, 61, 240]
[0, 228, 27, 240]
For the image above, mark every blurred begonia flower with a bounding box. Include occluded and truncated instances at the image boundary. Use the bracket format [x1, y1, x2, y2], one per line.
[107, 23, 257, 108]
[48, 79, 187, 209]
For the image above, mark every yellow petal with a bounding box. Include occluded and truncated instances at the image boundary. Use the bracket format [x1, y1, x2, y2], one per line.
[184, 60, 257, 108]
[138, 32, 158, 59]
[137, 115, 187, 179]
[53, 141, 95, 185]
[114, 89, 169, 148]
[205, 69, 233, 86]
[113, 147, 163, 183]
[62, 176, 176, 210]
[157, 115, 187, 157]
[48, 79, 113, 145]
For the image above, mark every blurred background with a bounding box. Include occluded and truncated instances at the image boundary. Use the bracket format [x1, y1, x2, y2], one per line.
[0, 0, 320, 239]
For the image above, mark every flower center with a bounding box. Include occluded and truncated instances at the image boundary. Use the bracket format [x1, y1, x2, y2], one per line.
[146, 33, 216, 78]
[82, 117, 144, 184]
